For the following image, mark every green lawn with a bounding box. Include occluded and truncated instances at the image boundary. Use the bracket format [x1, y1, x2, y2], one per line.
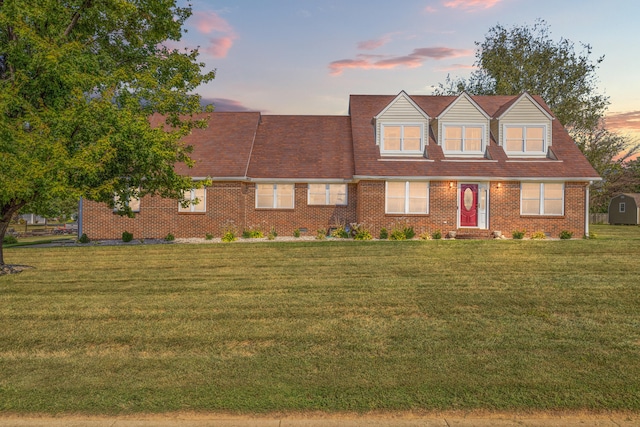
[1, 224, 639, 414]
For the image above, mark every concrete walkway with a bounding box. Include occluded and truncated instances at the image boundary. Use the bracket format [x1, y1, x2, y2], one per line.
[0, 413, 638, 427]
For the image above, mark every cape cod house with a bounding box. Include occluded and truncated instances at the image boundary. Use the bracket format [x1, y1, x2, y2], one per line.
[80, 91, 601, 239]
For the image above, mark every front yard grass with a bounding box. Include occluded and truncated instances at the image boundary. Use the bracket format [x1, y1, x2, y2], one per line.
[0, 224, 639, 414]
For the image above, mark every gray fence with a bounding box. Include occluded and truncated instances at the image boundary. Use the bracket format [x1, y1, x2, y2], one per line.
[590, 213, 608, 224]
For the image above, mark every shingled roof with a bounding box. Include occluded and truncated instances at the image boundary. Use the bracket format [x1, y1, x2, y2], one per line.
[164, 93, 599, 182]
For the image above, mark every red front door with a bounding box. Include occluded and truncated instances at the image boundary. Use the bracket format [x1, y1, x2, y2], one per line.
[460, 184, 478, 227]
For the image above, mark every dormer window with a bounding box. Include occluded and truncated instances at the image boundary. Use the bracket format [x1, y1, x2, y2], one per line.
[504, 125, 547, 156]
[443, 125, 484, 155]
[381, 124, 423, 154]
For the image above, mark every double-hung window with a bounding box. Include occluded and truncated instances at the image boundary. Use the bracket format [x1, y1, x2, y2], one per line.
[308, 184, 347, 205]
[256, 183, 294, 209]
[505, 125, 546, 156]
[521, 183, 563, 216]
[443, 125, 484, 155]
[179, 187, 206, 213]
[619, 202, 626, 213]
[381, 124, 423, 154]
[386, 181, 429, 214]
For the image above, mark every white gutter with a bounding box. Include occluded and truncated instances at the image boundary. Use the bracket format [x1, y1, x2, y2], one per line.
[585, 181, 592, 236]
[353, 175, 602, 182]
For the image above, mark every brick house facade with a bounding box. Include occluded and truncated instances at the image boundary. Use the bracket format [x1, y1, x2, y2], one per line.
[81, 92, 600, 239]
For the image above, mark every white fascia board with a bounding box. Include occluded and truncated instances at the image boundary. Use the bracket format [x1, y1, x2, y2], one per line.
[353, 175, 601, 182]
[247, 177, 354, 183]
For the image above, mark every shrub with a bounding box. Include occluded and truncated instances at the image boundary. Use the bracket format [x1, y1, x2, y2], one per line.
[78, 233, 90, 244]
[531, 231, 546, 240]
[389, 228, 406, 240]
[404, 226, 415, 240]
[353, 228, 372, 240]
[164, 233, 175, 241]
[293, 228, 301, 238]
[3, 235, 18, 245]
[222, 230, 236, 242]
[330, 226, 349, 239]
[419, 231, 432, 240]
[431, 230, 442, 240]
[559, 230, 573, 240]
[242, 228, 263, 239]
[512, 230, 525, 239]
[267, 227, 277, 240]
[122, 231, 133, 242]
[316, 229, 327, 240]
[379, 228, 388, 240]
[205, 233, 214, 240]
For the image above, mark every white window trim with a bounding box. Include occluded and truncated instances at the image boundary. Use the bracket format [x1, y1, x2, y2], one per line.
[520, 182, 564, 216]
[256, 183, 295, 209]
[307, 183, 348, 206]
[619, 202, 626, 213]
[380, 123, 424, 155]
[503, 124, 548, 157]
[179, 188, 206, 213]
[385, 181, 430, 214]
[441, 123, 486, 156]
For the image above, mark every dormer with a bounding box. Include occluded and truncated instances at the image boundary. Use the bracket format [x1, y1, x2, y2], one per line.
[494, 93, 554, 158]
[374, 91, 429, 157]
[436, 92, 490, 157]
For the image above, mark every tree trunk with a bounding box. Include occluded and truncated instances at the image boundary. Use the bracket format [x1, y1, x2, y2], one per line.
[0, 203, 25, 267]
[0, 219, 8, 266]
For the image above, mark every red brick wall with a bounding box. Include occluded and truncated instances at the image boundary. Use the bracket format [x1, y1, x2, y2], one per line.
[488, 181, 587, 238]
[82, 180, 588, 240]
[355, 180, 588, 238]
[82, 182, 358, 239]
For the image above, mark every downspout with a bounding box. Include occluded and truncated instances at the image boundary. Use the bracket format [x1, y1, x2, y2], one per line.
[585, 182, 591, 237]
[78, 197, 83, 239]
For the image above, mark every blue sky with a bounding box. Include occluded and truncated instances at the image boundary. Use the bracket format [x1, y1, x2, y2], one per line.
[177, 0, 640, 136]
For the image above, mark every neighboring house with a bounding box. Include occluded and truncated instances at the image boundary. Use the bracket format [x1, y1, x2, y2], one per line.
[81, 91, 600, 239]
[608, 193, 640, 225]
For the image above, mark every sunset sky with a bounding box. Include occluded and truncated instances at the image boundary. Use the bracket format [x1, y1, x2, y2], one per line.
[177, 0, 640, 138]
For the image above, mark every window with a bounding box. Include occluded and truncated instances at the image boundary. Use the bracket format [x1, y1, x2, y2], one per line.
[620, 202, 626, 213]
[443, 125, 484, 154]
[256, 183, 294, 209]
[381, 124, 423, 154]
[505, 125, 546, 155]
[386, 181, 429, 214]
[521, 183, 563, 216]
[308, 184, 347, 205]
[113, 190, 140, 213]
[178, 187, 206, 213]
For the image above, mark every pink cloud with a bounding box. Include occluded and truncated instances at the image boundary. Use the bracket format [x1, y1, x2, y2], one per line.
[424, 5, 438, 13]
[192, 11, 234, 34]
[606, 111, 640, 133]
[443, 0, 502, 10]
[358, 38, 387, 50]
[190, 11, 237, 58]
[204, 37, 235, 58]
[329, 47, 473, 75]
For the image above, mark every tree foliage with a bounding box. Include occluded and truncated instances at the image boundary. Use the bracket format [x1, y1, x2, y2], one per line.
[435, 19, 640, 212]
[435, 19, 608, 132]
[0, 0, 215, 265]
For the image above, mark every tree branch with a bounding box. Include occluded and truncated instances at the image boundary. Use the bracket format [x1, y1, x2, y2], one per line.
[63, 0, 93, 38]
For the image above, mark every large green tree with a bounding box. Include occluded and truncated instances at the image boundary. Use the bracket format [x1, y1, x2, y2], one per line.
[435, 19, 608, 132]
[436, 19, 639, 210]
[0, 0, 214, 266]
